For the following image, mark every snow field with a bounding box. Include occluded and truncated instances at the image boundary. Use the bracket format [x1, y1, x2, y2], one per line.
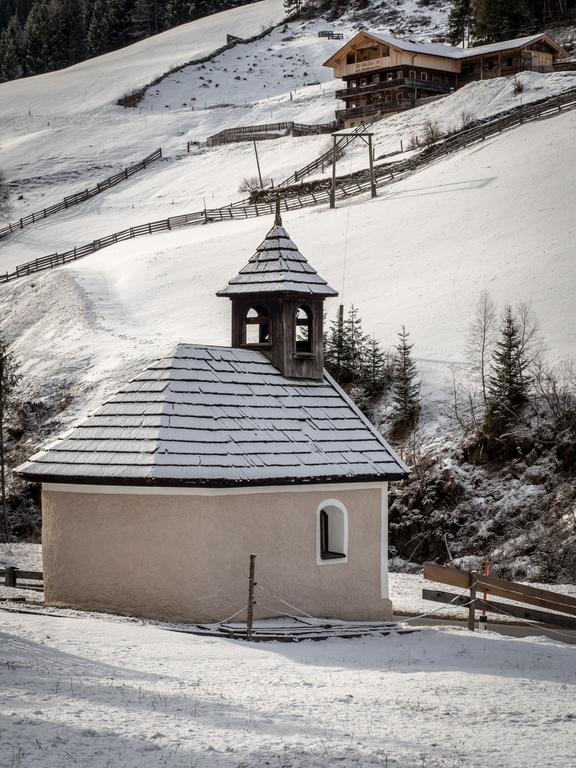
[1, 108, 575, 424]
[0, 609, 575, 768]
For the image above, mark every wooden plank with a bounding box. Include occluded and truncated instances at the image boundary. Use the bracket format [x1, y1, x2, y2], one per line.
[423, 589, 576, 630]
[0, 568, 43, 580]
[423, 562, 471, 589]
[424, 562, 576, 616]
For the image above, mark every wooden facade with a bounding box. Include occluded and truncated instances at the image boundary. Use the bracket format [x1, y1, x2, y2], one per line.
[324, 32, 569, 127]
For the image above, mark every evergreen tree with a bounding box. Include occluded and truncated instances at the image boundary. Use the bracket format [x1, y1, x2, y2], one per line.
[163, 0, 192, 26]
[0, 333, 21, 543]
[0, 16, 24, 81]
[284, 0, 303, 16]
[23, 0, 51, 74]
[486, 305, 529, 426]
[392, 326, 420, 427]
[325, 305, 369, 385]
[448, 0, 475, 46]
[363, 335, 391, 397]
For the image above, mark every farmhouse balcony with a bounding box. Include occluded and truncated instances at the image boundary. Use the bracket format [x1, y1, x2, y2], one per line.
[335, 101, 415, 121]
[337, 56, 392, 77]
[335, 78, 453, 100]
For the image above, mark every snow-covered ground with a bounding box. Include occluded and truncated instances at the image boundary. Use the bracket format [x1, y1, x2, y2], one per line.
[1, 607, 575, 768]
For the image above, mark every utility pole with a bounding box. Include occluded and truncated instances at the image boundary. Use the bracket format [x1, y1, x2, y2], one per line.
[330, 134, 338, 208]
[246, 553, 256, 640]
[368, 134, 376, 198]
[253, 141, 263, 189]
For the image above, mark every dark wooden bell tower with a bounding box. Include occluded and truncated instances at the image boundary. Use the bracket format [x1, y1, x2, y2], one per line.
[217, 209, 338, 380]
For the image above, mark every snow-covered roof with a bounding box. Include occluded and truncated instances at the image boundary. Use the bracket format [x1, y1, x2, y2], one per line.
[324, 31, 566, 67]
[17, 344, 409, 487]
[217, 221, 338, 297]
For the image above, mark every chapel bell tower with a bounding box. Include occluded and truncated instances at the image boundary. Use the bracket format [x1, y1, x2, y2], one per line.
[217, 208, 338, 380]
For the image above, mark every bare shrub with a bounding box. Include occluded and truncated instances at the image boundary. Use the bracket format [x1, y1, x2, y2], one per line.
[459, 109, 477, 130]
[512, 76, 524, 95]
[238, 176, 273, 193]
[533, 358, 576, 434]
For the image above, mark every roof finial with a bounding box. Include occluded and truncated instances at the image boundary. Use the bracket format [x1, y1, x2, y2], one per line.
[274, 195, 282, 227]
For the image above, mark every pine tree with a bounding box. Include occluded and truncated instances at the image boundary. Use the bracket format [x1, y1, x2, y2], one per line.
[23, 0, 51, 74]
[448, 0, 475, 46]
[392, 326, 420, 427]
[163, 0, 191, 26]
[486, 305, 529, 426]
[326, 304, 369, 385]
[284, 0, 303, 16]
[363, 336, 391, 397]
[0, 333, 21, 543]
[0, 16, 24, 81]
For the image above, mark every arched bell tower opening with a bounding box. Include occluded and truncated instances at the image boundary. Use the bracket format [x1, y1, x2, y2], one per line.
[217, 206, 338, 380]
[295, 306, 313, 354]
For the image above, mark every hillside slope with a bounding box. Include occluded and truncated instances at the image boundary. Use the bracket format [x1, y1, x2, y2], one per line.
[1, 109, 574, 424]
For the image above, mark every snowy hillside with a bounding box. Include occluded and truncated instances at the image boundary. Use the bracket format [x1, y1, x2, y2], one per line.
[1, 107, 575, 427]
[0, 0, 574, 426]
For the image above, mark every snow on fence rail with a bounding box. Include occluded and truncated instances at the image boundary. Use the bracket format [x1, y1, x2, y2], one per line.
[2, 86, 576, 285]
[0, 148, 162, 241]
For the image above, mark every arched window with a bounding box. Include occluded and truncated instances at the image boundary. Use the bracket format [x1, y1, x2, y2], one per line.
[317, 500, 348, 563]
[295, 306, 313, 354]
[243, 306, 270, 346]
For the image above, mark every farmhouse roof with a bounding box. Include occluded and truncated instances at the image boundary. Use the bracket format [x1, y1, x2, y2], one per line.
[322, 31, 567, 67]
[16, 344, 409, 487]
[217, 219, 338, 298]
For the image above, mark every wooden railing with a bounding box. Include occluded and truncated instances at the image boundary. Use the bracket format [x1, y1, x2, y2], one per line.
[1, 566, 43, 592]
[2, 85, 576, 285]
[187, 120, 337, 150]
[335, 78, 453, 100]
[0, 149, 162, 241]
[423, 562, 576, 631]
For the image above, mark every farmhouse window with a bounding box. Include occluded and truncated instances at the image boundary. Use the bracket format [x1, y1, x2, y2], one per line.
[295, 306, 313, 354]
[346, 52, 355, 65]
[387, 72, 394, 80]
[243, 306, 271, 346]
[506, 57, 513, 66]
[318, 501, 348, 562]
[409, 69, 416, 79]
[420, 71, 428, 80]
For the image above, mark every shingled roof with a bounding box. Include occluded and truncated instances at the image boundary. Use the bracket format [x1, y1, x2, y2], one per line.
[217, 220, 338, 298]
[17, 344, 409, 487]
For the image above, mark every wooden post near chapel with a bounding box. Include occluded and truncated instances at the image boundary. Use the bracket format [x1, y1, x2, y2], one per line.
[246, 554, 256, 640]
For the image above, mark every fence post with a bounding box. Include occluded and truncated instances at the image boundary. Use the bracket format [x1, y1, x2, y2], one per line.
[5, 566, 17, 588]
[246, 554, 256, 640]
[468, 571, 478, 631]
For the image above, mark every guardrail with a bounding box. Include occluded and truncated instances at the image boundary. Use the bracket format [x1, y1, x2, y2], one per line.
[2, 85, 576, 285]
[0, 149, 162, 241]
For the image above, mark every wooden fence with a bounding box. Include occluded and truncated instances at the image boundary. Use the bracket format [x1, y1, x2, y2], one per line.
[0, 566, 43, 592]
[187, 120, 337, 150]
[2, 84, 576, 285]
[423, 562, 576, 631]
[318, 31, 344, 39]
[0, 148, 162, 241]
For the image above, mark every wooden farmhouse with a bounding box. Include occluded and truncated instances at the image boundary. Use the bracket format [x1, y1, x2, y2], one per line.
[17, 213, 409, 624]
[323, 31, 569, 127]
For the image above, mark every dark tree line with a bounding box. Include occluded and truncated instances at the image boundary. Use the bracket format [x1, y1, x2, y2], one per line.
[0, 0, 256, 83]
[449, 0, 576, 46]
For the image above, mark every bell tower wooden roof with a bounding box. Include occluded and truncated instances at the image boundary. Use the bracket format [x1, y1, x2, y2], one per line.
[217, 209, 337, 298]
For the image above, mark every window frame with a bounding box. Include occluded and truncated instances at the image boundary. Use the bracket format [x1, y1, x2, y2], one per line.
[316, 500, 349, 565]
[242, 305, 271, 348]
[294, 305, 313, 356]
